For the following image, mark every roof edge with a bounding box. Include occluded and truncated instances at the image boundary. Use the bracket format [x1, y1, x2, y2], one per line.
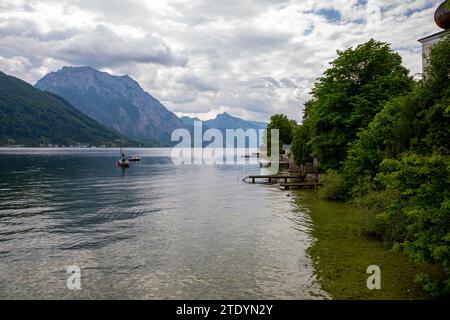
[418, 30, 449, 42]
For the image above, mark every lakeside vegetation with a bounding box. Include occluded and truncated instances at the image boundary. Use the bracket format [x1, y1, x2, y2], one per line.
[297, 190, 440, 300]
[268, 37, 450, 297]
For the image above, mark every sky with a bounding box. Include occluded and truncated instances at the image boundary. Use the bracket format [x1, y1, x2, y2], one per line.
[0, 0, 444, 122]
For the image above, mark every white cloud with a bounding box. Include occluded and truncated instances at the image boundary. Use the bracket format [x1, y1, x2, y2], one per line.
[0, 0, 444, 122]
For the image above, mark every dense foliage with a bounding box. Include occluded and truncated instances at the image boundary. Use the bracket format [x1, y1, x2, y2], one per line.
[289, 37, 450, 296]
[265, 114, 297, 154]
[292, 100, 313, 164]
[298, 39, 413, 169]
[0, 71, 138, 147]
[375, 154, 449, 294]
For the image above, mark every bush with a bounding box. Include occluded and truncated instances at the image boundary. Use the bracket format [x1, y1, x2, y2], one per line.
[318, 170, 346, 200]
[375, 153, 450, 297]
[349, 175, 400, 212]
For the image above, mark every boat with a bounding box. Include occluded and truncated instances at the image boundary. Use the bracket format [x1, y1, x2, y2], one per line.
[116, 131, 129, 168]
[128, 156, 142, 162]
[116, 158, 130, 168]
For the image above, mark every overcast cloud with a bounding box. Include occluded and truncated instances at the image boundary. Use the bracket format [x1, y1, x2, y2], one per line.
[0, 0, 443, 121]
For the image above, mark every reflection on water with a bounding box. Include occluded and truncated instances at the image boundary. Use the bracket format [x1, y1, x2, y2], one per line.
[0, 148, 328, 299]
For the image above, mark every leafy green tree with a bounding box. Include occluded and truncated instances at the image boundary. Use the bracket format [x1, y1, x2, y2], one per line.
[292, 100, 314, 164]
[270, 38, 450, 296]
[266, 114, 297, 154]
[343, 93, 419, 192]
[423, 33, 450, 100]
[343, 36, 450, 297]
[344, 36, 450, 193]
[292, 123, 312, 164]
[306, 39, 413, 169]
[412, 35, 450, 155]
[375, 154, 450, 296]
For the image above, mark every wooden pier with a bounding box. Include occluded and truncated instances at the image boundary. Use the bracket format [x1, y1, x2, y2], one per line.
[243, 175, 304, 184]
[279, 182, 323, 190]
[243, 173, 322, 190]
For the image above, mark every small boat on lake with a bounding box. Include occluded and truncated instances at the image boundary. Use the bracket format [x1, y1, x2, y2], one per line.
[116, 158, 130, 168]
[128, 156, 142, 162]
[116, 132, 129, 168]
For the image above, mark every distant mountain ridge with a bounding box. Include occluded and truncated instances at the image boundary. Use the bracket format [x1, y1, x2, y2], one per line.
[36, 66, 184, 146]
[181, 112, 267, 147]
[0, 70, 136, 147]
[180, 116, 201, 127]
[205, 112, 267, 131]
[181, 112, 267, 131]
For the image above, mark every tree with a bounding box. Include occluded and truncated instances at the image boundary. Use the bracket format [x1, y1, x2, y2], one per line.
[412, 35, 450, 155]
[375, 154, 450, 297]
[343, 93, 419, 192]
[292, 100, 314, 165]
[306, 39, 413, 169]
[344, 36, 450, 193]
[344, 36, 450, 297]
[292, 123, 312, 165]
[266, 114, 297, 154]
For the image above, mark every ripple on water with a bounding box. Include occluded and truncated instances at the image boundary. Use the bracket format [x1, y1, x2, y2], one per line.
[0, 151, 328, 299]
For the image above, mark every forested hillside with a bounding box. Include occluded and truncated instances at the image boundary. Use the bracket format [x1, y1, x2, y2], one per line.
[0, 71, 137, 147]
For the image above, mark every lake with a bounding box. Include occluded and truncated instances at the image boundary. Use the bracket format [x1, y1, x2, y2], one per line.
[0, 148, 327, 299]
[0, 148, 430, 299]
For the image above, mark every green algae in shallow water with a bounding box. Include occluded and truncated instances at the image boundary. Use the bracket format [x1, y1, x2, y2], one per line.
[295, 190, 441, 300]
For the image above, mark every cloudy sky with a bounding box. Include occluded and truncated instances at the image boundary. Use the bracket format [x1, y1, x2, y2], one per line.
[0, 0, 444, 122]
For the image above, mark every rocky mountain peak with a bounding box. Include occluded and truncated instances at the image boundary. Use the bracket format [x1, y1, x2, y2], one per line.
[35, 66, 183, 145]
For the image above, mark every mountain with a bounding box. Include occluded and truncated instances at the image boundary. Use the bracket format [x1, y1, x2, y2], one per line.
[0, 71, 136, 147]
[181, 112, 267, 147]
[182, 112, 267, 131]
[35, 66, 184, 146]
[180, 116, 201, 127]
[204, 112, 267, 131]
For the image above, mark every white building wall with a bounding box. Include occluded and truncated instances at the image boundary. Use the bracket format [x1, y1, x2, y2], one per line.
[419, 31, 448, 72]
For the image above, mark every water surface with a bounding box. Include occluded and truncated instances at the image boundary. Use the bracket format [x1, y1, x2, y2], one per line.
[0, 148, 327, 299]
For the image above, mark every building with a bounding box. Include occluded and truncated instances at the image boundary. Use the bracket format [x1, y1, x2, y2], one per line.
[418, 30, 448, 72]
[282, 144, 292, 155]
[418, 1, 450, 72]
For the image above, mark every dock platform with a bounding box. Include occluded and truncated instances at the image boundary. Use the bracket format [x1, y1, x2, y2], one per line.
[279, 182, 323, 190]
[243, 175, 305, 184]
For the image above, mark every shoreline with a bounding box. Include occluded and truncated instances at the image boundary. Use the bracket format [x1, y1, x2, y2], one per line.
[295, 190, 441, 300]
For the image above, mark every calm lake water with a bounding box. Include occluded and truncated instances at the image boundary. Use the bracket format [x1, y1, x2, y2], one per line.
[0, 148, 432, 300]
[0, 148, 328, 299]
